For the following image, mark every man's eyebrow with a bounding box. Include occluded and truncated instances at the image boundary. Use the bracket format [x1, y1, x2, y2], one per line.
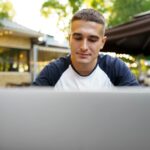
[72, 33, 82, 36]
[89, 35, 100, 39]
[72, 33, 99, 38]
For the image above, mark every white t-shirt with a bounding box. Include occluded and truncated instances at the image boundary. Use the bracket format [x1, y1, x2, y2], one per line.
[54, 64, 113, 91]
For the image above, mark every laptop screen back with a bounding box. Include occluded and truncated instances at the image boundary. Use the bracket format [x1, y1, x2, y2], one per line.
[0, 88, 150, 150]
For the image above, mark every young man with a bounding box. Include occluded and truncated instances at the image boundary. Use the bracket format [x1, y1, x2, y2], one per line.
[33, 8, 139, 90]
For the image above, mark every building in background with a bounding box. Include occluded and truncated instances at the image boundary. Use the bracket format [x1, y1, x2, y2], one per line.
[103, 11, 150, 85]
[103, 11, 150, 55]
[0, 19, 69, 86]
[32, 35, 69, 81]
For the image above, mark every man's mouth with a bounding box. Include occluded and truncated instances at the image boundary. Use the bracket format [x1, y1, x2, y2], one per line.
[76, 52, 91, 58]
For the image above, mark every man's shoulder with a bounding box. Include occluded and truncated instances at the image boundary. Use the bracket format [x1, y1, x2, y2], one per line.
[98, 54, 139, 86]
[50, 55, 70, 66]
[46, 55, 70, 70]
[32, 55, 70, 86]
[98, 53, 123, 67]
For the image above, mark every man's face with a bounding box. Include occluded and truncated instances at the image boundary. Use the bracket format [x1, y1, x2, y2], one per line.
[69, 20, 107, 66]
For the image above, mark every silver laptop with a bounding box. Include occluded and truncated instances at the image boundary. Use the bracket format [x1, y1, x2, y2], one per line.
[0, 87, 150, 150]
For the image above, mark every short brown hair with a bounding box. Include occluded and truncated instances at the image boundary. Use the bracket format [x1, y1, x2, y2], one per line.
[71, 8, 106, 34]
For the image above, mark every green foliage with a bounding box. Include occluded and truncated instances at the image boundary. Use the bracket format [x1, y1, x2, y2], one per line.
[0, 0, 15, 20]
[41, 0, 85, 37]
[90, 0, 109, 13]
[41, 0, 150, 34]
[108, 0, 150, 27]
[41, 0, 66, 18]
[68, 0, 84, 13]
[41, 0, 111, 35]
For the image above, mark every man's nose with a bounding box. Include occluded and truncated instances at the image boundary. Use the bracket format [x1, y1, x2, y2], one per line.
[80, 39, 88, 51]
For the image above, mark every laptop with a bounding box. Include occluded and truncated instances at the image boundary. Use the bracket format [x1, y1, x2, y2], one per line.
[0, 87, 150, 150]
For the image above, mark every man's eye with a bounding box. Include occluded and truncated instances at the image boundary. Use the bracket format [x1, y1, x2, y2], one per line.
[74, 37, 82, 40]
[88, 38, 98, 42]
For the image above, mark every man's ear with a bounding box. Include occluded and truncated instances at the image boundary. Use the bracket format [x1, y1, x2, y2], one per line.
[68, 34, 71, 40]
[68, 34, 71, 46]
[101, 36, 107, 49]
[66, 33, 70, 41]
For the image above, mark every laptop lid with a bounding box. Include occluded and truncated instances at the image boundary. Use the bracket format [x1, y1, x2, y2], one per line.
[0, 88, 150, 150]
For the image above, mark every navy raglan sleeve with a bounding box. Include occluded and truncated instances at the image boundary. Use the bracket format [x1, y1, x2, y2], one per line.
[32, 56, 70, 86]
[113, 58, 139, 86]
[32, 63, 57, 86]
[99, 55, 139, 86]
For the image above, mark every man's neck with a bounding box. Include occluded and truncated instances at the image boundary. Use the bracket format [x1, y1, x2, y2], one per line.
[71, 59, 98, 76]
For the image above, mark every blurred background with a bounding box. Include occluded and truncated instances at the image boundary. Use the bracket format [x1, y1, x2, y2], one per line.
[0, 0, 150, 87]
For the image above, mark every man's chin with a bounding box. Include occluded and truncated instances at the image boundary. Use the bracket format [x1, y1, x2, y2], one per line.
[76, 58, 90, 64]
